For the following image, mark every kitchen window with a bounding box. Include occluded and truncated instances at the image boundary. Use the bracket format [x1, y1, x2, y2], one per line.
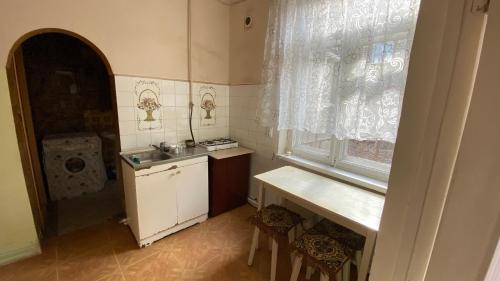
[257, 0, 421, 185]
[292, 131, 393, 182]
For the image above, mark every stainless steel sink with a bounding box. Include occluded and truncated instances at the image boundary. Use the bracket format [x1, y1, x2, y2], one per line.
[121, 146, 208, 170]
[128, 150, 171, 164]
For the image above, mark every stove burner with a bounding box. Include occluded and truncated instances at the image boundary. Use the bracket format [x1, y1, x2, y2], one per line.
[198, 138, 238, 150]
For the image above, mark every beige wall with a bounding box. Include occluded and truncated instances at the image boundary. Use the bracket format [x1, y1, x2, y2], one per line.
[229, 0, 269, 85]
[191, 0, 230, 84]
[0, 0, 188, 80]
[0, 69, 40, 265]
[0, 0, 232, 83]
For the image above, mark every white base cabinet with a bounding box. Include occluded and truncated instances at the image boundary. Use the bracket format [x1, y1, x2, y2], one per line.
[122, 156, 208, 247]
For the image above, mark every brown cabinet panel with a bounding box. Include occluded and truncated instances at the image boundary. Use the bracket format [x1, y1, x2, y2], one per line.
[209, 154, 250, 217]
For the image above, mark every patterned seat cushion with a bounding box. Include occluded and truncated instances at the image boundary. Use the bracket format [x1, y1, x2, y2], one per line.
[292, 227, 351, 274]
[314, 219, 365, 251]
[249, 204, 303, 238]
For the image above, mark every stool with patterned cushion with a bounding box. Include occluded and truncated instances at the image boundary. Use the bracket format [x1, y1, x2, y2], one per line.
[248, 204, 303, 281]
[290, 223, 353, 281]
[314, 219, 365, 270]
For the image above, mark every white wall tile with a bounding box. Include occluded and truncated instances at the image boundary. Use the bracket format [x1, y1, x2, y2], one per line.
[118, 107, 135, 121]
[120, 135, 137, 150]
[136, 132, 152, 147]
[216, 127, 229, 138]
[190, 119, 199, 130]
[135, 109, 147, 124]
[228, 84, 282, 200]
[192, 93, 201, 105]
[176, 130, 192, 143]
[215, 117, 227, 128]
[198, 128, 214, 141]
[175, 81, 189, 95]
[162, 95, 176, 107]
[116, 91, 134, 107]
[175, 107, 189, 119]
[176, 118, 189, 131]
[216, 94, 227, 107]
[119, 121, 136, 135]
[151, 132, 164, 146]
[190, 83, 200, 97]
[192, 106, 200, 118]
[214, 84, 228, 96]
[216, 107, 228, 118]
[161, 80, 175, 95]
[163, 118, 177, 131]
[175, 95, 189, 107]
[115, 76, 229, 150]
[164, 131, 178, 144]
[115, 75, 134, 92]
[163, 107, 176, 120]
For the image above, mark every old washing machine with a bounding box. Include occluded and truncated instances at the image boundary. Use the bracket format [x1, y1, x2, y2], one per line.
[42, 133, 107, 200]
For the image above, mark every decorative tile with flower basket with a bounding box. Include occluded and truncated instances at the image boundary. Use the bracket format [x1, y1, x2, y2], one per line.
[134, 80, 163, 131]
[137, 96, 161, 122]
[201, 98, 215, 119]
[199, 86, 216, 127]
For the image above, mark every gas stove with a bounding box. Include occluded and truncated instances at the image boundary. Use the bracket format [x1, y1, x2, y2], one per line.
[198, 138, 238, 151]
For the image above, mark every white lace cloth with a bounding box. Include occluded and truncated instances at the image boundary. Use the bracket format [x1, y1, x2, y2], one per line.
[257, 0, 420, 143]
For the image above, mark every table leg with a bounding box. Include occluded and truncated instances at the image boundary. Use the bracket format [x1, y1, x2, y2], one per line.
[248, 227, 260, 266]
[358, 231, 376, 281]
[257, 182, 265, 211]
[271, 239, 279, 281]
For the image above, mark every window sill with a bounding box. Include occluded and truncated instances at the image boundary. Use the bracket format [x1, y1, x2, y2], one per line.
[277, 154, 388, 194]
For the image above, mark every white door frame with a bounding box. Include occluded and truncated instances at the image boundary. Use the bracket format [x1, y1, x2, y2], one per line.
[424, 0, 500, 278]
[370, 0, 490, 280]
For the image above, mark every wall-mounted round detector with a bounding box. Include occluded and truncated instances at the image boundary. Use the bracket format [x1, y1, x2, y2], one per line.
[244, 16, 253, 29]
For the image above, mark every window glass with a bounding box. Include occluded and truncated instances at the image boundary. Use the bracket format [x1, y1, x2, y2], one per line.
[345, 140, 394, 165]
[295, 131, 331, 153]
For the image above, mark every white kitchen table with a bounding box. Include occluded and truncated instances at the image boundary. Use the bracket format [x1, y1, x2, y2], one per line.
[254, 166, 385, 281]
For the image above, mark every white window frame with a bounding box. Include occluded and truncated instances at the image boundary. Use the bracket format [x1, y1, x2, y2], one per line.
[335, 139, 391, 182]
[289, 130, 391, 182]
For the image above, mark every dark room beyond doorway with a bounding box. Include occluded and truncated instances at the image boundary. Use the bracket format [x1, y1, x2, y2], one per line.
[21, 33, 123, 236]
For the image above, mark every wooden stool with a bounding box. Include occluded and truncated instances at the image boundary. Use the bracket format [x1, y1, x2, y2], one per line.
[248, 204, 303, 281]
[315, 219, 365, 269]
[290, 224, 352, 281]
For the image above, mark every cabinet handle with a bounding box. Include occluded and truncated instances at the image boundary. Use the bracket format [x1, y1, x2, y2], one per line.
[167, 165, 178, 171]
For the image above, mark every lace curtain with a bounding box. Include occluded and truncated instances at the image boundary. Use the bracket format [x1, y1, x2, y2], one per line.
[257, 0, 420, 143]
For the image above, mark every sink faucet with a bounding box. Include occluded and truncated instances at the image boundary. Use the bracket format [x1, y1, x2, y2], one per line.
[152, 142, 168, 152]
[159, 142, 166, 151]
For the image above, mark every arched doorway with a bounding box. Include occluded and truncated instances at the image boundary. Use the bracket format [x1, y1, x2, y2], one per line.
[6, 29, 123, 238]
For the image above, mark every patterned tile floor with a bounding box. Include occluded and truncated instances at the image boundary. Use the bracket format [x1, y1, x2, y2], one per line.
[0, 204, 355, 281]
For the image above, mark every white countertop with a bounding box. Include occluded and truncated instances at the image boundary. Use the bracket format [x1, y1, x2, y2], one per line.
[208, 147, 254, 160]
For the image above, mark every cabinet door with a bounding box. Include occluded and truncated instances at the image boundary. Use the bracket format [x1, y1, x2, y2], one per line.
[175, 162, 209, 223]
[135, 170, 178, 239]
[209, 154, 250, 217]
